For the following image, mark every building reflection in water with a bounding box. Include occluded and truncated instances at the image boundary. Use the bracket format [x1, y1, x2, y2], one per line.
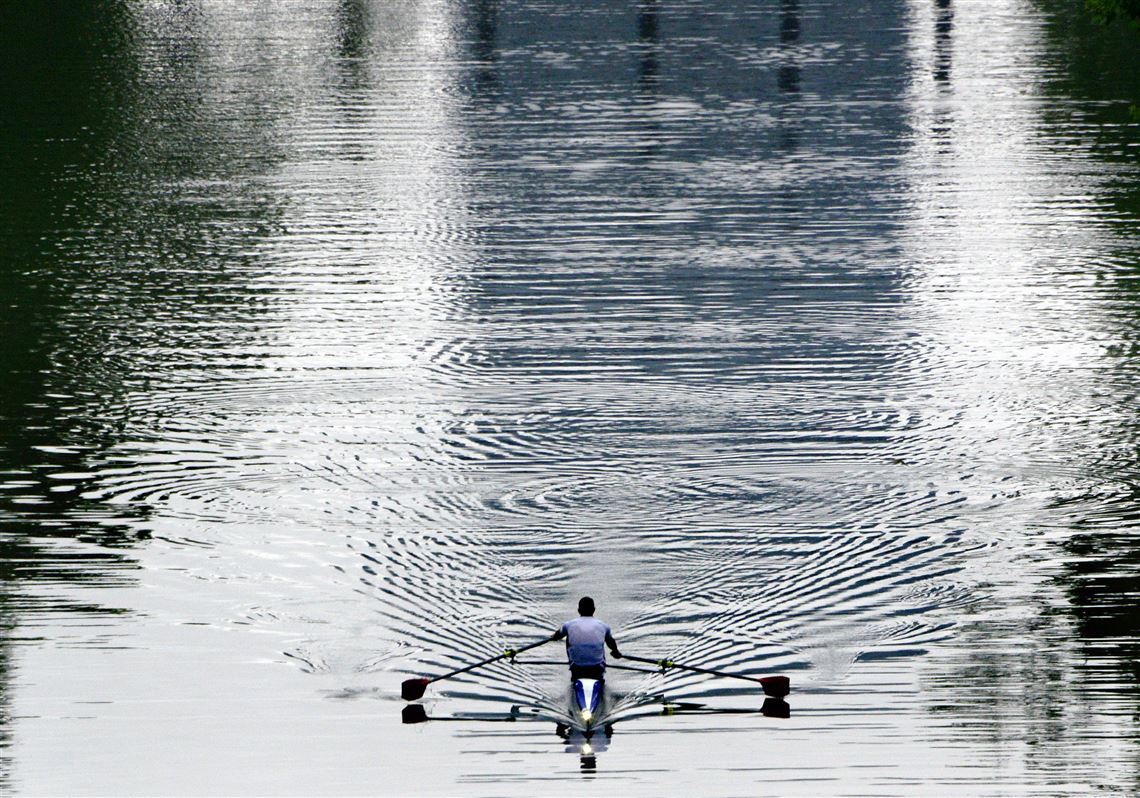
[777, 0, 801, 96]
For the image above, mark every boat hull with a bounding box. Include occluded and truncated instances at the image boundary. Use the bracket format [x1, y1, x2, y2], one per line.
[571, 677, 604, 731]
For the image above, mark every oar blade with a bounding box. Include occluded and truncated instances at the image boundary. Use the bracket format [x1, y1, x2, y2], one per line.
[761, 697, 791, 718]
[759, 675, 789, 698]
[401, 677, 431, 701]
[402, 704, 429, 724]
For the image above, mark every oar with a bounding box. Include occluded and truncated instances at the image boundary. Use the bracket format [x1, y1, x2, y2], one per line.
[401, 637, 554, 701]
[513, 656, 665, 674]
[622, 654, 790, 698]
[660, 698, 791, 719]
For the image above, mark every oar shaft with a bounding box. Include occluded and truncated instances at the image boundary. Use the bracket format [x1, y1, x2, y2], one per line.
[428, 637, 551, 684]
[604, 663, 666, 676]
[511, 660, 663, 676]
[623, 654, 762, 685]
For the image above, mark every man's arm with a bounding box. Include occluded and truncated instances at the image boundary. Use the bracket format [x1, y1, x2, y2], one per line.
[551, 626, 566, 641]
[605, 630, 622, 658]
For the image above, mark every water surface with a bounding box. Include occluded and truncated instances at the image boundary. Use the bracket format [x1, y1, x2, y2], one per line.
[2, 0, 1139, 794]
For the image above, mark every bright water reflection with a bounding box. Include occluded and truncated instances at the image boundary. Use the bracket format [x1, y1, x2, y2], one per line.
[2, 0, 1139, 794]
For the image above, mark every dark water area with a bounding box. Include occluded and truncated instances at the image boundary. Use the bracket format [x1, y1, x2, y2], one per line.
[1, 1, 1139, 794]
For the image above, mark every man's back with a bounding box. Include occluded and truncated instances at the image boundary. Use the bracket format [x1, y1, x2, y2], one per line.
[560, 616, 612, 667]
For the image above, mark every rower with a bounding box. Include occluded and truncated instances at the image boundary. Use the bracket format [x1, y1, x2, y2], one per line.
[551, 596, 622, 681]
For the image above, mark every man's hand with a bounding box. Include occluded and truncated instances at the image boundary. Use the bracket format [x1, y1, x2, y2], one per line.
[611, 650, 623, 659]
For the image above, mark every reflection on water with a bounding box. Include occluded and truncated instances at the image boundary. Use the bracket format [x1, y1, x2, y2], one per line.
[564, 727, 608, 774]
[899, 0, 1129, 783]
[1033, 8, 1140, 734]
[2, 0, 1139, 794]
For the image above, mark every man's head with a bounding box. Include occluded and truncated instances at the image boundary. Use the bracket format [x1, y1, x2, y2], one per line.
[578, 596, 595, 616]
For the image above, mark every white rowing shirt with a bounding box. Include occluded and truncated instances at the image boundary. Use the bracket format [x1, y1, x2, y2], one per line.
[560, 616, 612, 667]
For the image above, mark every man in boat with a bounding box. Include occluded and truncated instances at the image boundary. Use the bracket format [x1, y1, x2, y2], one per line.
[551, 596, 622, 681]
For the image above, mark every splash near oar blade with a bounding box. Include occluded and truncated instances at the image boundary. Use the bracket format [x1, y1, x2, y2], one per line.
[759, 676, 790, 698]
[401, 677, 431, 701]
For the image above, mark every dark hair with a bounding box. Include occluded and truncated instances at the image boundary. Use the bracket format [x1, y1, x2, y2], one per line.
[578, 596, 595, 616]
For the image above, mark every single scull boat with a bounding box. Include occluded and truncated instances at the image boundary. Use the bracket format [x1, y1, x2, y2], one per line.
[571, 675, 605, 730]
[401, 637, 790, 735]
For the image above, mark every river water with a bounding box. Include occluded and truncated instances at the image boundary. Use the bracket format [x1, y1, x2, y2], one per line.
[2, 0, 1139, 795]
